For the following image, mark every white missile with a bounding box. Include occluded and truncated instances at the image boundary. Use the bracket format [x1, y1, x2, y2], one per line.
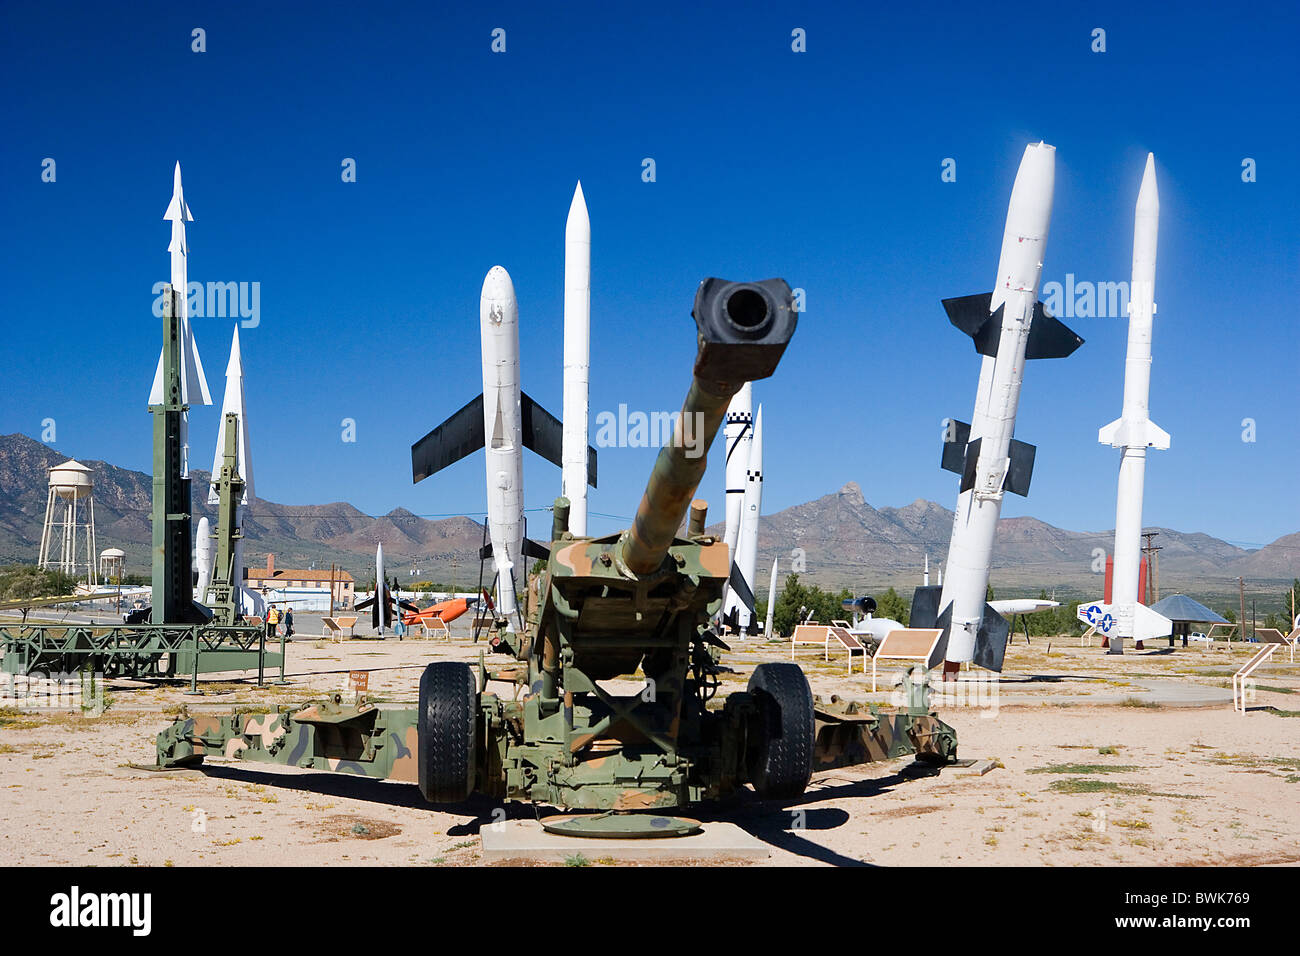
[376, 542, 389, 631]
[764, 557, 778, 638]
[354, 541, 414, 634]
[207, 325, 265, 619]
[412, 265, 589, 633]
[918, 143, 1084, 674]
[723, 404, 763, 632]
[722, 382, 753, 560]
[1086, 153, 1173, 653]
[150, 162, 211, 476]
[989, 598, 1060, 616]
[194, 516, 212, 602]
[561, 182, 592, 536]
[479, 267, 525, 625]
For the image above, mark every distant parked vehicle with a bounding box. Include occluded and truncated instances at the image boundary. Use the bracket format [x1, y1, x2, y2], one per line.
[1188, 632, 1210, 643]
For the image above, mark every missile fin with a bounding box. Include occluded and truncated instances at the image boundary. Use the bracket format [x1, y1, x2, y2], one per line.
[944, 295, 1084, 360]
[942, 293, 1001, 356]
[1133, 603, 1174, 640]
[520, 391, 564, 467]
[1099, 417, 1170, 450]
[960, 437, 981, 493]
[908, 585, 943, 629]
[478, 542, 494, 561]
[1003, 439, 1036, 496]
[518, 391, 598, 488]
[971, 603, 1012, 672]
[1026, 302, 1085, 359]
[1146, 421, 1171, 450]
[521, 537, 550, 561]
[411, 394, 486, 482]
[940, 419, 972, 474]
[928, 604, 953, 668]
[727, 561, 756, 613]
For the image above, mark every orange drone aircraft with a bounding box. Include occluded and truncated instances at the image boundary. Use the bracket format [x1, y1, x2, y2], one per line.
[401, 596, 478, 628]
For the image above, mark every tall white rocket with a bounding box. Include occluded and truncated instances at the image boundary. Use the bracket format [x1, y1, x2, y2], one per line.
[926, 142, 1083, 673]
[208, 325, 264, 618]
[1091, 154, 1172, 653]
[412, 260, 580, 633]
[724, 404, 763, 631]
[722, 382, 753, 559]
[764, 557, 778, 638]
[194, 516, 212, 602]
[481, 267, 525, 626]
[151, 162, 211, 475]
[561, 182, 592, 535]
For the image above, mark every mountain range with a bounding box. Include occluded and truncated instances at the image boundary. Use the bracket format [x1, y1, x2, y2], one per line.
[1, 433, 1294, 606]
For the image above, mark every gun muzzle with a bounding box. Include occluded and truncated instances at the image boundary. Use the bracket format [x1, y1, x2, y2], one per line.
[620, 278, 797, 576]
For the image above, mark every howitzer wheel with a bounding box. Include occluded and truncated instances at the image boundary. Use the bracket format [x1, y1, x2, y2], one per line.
[417, 661, 478, 803]
[746, 662, 816, 799]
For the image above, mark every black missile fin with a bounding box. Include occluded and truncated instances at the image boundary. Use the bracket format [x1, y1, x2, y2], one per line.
[728, 561, 756, 613]
[478, 542, 494, 561]
[960, 437, 981, 493]
[521, 391, 598, 488]
[928, 603, 953, 668]
[945, 295, 1084, 360]
[1004, 439, 1036, 497]
[1026, 302, 1085, 359]
[521, 537, 550, 561]
[942, 293, 1001, 357]
[411, 394, 486, 483]
[520, 391, 563, 467]
[940, 419, 972, 475]
[972, 603, 1012, 672]
[908, 585, 943, 629]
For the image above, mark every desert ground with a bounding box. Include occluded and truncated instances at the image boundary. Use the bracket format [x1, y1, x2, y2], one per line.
[1, 613, 1297, 867]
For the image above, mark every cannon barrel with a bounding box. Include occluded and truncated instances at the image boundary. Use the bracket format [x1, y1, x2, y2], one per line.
[619, 278, 797, 576]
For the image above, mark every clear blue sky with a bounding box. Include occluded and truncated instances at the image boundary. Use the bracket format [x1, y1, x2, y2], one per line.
[2, 1, 1295, 551]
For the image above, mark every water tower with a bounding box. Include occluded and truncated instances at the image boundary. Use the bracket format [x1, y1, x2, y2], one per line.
[37, 459, 98, 588]
[99, 547, 126, 584]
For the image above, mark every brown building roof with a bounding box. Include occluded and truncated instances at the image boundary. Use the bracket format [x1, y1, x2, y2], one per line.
[248, 569, 354, 583]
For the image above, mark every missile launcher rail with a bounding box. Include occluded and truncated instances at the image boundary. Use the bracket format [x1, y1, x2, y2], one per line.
[1, 293, 277, 687]
[153, 277, 956, 813]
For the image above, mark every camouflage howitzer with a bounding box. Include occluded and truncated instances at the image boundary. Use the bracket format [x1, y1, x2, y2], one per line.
[155, 278, 956, 812]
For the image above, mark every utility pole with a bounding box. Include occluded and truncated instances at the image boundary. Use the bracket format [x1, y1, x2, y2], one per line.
[1140, 531, 1162, 603]
[1238, 577, 1246, 645]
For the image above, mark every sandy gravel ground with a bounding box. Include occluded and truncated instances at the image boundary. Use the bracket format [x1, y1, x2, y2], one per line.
[2, 616, 1297, 867]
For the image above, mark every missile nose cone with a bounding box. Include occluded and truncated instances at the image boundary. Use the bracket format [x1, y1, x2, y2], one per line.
[566, 181, 590, 238]
[481, 265, 516, 302]
[480, 267, 519, 331]
[1016, 140, 1056, 188]
[1137, 153, 1159, 214]
[225, 325, 244, 376]
[165, 161, 194, 223]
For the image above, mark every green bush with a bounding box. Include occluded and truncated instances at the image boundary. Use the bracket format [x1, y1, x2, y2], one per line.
[0, 564, 79, 601]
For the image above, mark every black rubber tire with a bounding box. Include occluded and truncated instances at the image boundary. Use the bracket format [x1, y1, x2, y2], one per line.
[417, 661, 478, 803]
[746, 661, 816, 799]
